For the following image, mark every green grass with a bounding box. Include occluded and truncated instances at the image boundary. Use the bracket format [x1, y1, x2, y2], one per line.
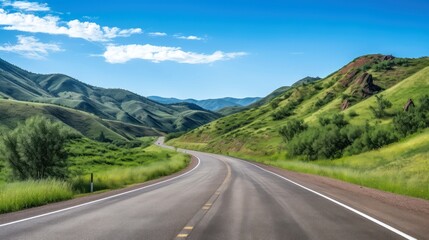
[0, 179, 73, 214]
[0, 138, 190, 213]
[257, 129, 429, 199]
[170, 55, 429, 200]
[71, 145, 190, 193]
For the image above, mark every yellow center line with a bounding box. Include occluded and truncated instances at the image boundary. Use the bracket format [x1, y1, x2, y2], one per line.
[177, 233, 188, 238]
[184, 226, 193, 230]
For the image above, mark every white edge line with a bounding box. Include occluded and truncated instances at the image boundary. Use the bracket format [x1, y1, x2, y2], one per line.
[240, 160, 417, 240]
[0, 156, 201, 228]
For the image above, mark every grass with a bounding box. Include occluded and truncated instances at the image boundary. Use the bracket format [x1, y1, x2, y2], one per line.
[71, 145, 190, 193]
[0, 137, 190, 213]
[0, 179, 73, 214]
[170, 56, 429, 200]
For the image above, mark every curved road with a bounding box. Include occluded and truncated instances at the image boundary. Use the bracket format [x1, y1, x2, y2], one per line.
[0, 138, 419, 240]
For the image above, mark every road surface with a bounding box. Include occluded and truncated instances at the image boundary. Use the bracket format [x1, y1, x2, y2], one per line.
[0, 138, 423, 240]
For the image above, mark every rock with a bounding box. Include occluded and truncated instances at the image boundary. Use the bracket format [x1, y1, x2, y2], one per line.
[381, 55, 395, 61]
[354, 73, 382, 97]
[340, 69, 361, 87]
[341, 99, 350, 111]
[404, 99, 415, 111]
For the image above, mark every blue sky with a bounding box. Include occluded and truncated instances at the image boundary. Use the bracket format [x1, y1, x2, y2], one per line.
[0, 0, 428, 99]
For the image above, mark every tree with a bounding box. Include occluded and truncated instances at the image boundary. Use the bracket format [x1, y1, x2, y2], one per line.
[369, 94, 392, 118]
[279, 119, 308, 142]
[0, 116, 71, 180]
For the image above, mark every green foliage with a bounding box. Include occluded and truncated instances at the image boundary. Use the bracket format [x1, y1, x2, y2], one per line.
[0, 116, 73, 180]
[319, 114, 348, 128]
[393, 95, 429, 137]
[287, 125, 349, 160]
[278, 119, 307, 142]
[165, 131, 186, 141]
[271, 105, 294, 120]
[369, 94, 392, 118]
[314, 92, 336, 108]
[0, 179, 73, 213]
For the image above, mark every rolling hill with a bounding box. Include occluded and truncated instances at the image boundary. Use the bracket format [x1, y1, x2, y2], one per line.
[0, 58, 220, 134]
[169, 54, 429, 198]
[217, 76, 320, 115]
[148, 96, 261, 112]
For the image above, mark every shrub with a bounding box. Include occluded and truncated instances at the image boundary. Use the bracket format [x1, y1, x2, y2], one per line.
[272, 106, 294, 120]
[278, 119, 308, 142]
[0, 116, 72, 180]
[369, 94, 392, 118]
[393, 96, 429, 137]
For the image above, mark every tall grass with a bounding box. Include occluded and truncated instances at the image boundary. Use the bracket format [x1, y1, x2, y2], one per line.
[0, 179, 73, 213]
[0, 139, 190, 214]
[72, 153, 189, 193]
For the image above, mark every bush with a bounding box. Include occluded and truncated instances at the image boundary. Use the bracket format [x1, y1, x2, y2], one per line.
[393, 96, 429, 137]
[278, 119, 307, 142]
[369, 94, 392, 118]
[0, 116, 72, 180]
[319, 114, 347, 128]
[272, 106, 294, 120]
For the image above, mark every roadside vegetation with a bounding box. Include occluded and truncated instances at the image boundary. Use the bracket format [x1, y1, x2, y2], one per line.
[169, 55, 429, 200]
[0, 117, 189, 213]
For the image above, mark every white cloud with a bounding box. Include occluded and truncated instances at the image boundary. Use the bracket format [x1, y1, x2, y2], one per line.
[0, 8, 142, 41]
[0, 35, 61, 59]
[176, 35, 203, 41]
[148, 32, 167, 37]
[103, 44, 246, 64]
[2, 1, 50, 12]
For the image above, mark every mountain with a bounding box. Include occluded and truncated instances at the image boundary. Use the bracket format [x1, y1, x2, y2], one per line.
[0, 58, 220, 135]
[217, 76, 320, 115]
[170, 54, 429, 157]
[291, 76, 321, 87]
[147, 96, 261, 112]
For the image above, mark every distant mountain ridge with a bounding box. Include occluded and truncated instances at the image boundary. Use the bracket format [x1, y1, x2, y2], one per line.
[0, 58, 220, 134]
[148, 96, 261, 111]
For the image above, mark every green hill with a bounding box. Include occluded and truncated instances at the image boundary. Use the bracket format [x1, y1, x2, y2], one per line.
[148, 96, 261, 112]
[0, 99, 161, 141]
[170, 54, 429, 199]
[0, 58, 220, 133]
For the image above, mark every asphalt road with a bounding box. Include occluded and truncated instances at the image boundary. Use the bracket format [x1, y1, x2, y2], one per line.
[0, 138, 417, 240]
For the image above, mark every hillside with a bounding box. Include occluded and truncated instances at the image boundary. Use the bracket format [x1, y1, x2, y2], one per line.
[0, 99, 161, 141]
[169, 54, 429, 198]
[148, 96, 261, 111]
[217, 76, 320, 115]
[0, 58, 220, 133]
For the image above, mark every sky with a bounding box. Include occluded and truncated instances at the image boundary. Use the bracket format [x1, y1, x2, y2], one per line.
[0, 0, 428, 99]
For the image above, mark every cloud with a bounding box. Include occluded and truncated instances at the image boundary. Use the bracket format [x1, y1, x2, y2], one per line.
[0, 8, 142, 41]
[148, 32, 167, 37]
[2, 1, 50, 12]
[103, 44, 247, 64]
[0, 35, 62, 59]
[176, 35, 203, 41]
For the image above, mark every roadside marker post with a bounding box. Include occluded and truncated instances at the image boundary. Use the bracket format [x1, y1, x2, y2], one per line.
[90, 173, 94, 193]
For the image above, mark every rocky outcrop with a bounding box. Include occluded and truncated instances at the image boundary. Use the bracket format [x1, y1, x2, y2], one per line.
[340, 69, 360, 87]
[341, 99, 350, 111]
[353, 73, 382, 98]
[404, 99, 415, 111]
[381, 55, 395, 61]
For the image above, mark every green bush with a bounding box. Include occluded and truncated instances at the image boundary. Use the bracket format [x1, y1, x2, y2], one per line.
[393, 95, 429, 137]
[369, 94, 392, 118]
[0, 116, 73, 180]
[278, 119, 307, 142]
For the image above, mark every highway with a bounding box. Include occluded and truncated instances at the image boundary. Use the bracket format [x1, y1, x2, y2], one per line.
[0, 138, 422, 240]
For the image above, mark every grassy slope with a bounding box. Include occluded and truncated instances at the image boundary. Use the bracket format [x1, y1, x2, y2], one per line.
[0, 58, 220, 133]
[0, 99, 161, 141]
[0, 138, 190, 213]
[170, 55, 429, 199]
